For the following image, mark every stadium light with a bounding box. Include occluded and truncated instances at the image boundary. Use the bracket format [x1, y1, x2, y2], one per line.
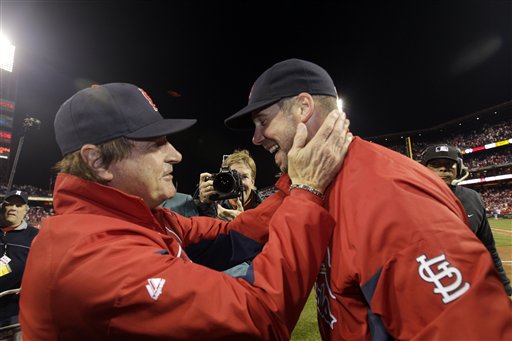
[0, 32, 15, 72]
[6, 116, 41, 192]
[337, 97, 343, 112]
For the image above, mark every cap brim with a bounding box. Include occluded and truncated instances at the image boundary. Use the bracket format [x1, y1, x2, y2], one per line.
[125, 118, 197, 139]
[224, 98, 280, 131]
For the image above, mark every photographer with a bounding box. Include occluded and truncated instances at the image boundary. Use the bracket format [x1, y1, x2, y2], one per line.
[188, 150, 264, 277]
[197, 149, 263, 221]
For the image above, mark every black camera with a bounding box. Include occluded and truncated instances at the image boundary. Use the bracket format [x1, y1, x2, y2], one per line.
[208, 167, 243, 201]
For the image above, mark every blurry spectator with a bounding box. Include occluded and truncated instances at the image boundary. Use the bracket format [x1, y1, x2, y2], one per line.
[409, 119, 512, 158]
[493, 207, 501, 219]
[481, 185, 511, 216]
[0, 190, 39, 339]
[464, 148, 512, 170]
[0, 184, 50, 198]
[421, 144, 512, 296]
[25, 206, 53, 228]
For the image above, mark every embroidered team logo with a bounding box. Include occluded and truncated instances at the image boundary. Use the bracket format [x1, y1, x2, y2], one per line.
[416, 253, 470, 303]
[146, 278, 166, 301]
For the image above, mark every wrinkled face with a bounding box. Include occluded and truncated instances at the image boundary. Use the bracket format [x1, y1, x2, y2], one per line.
[2, 197, 28, 227]
[251, 102, 301, 173]
[229, 162, 255, 203]
[107, 137, 182, 209]
[426, 158, 457, 185]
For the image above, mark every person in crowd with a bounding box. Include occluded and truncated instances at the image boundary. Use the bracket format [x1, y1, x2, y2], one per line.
[19, 82, 352, 340]
[0, 190, 38, 340]
[224, 58, 512, 340]
[421, 143, 512, 296]
[493, 206, 501, 219]
[197, 149, 264, 221]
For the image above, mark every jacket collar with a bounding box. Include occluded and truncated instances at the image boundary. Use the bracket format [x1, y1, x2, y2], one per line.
[2, 220, 28, 231]
[275, 173, 291, 194]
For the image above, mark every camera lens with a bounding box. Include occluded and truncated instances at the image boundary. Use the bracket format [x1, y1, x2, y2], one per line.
[213, 173, 235, 194]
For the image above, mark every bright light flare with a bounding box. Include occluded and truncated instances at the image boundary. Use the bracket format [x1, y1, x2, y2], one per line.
[336, 97, 343, 112]
[0, 33, 16, 72]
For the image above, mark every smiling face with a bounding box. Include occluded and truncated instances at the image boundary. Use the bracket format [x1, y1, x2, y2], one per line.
[106, 136, 182, 209]
[2, 196, 29, 227]
[251, 100, 302, 173]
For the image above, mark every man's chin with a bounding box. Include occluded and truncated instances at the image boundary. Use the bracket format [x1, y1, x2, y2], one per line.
[168, 189, 177, 199]
[165, 185, 177, 200]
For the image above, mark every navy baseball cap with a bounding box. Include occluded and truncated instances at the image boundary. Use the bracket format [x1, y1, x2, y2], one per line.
[55, 83, 197, 155]
[224, 58, 338, 130]
[4, 190, 29, 204]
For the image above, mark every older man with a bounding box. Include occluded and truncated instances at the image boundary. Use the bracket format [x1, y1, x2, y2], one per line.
[0, 190, 38, 339]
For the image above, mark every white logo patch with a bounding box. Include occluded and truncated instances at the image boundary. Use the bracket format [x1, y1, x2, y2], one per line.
[416, 253, 470, 303]
[146, 278, 166, 301]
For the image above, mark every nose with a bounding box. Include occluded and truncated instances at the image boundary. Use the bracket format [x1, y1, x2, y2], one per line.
[165, 142, 182, 164]
[252, 128, 264, 145]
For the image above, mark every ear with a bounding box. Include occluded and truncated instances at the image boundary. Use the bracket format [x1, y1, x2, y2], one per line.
[295, 92, 315, 123]
[80, 144, 114, 181]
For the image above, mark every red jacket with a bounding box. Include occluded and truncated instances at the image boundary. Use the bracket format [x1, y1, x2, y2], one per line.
[20, 172, 335, 341]
[315, 137, 512, 340]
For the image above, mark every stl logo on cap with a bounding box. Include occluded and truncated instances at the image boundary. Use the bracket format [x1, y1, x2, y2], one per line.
[137, 88, 159, 112]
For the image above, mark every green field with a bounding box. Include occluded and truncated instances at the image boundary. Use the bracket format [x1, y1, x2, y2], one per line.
[291, 218, 512, 341]
[489, 218, 512, 246]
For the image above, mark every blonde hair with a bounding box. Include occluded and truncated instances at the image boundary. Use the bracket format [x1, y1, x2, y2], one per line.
[222, 149, 257, 180]
[54, 137, 134, 184]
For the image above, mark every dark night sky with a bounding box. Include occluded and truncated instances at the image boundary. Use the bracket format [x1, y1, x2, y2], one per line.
[1, 0, 511, 195]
